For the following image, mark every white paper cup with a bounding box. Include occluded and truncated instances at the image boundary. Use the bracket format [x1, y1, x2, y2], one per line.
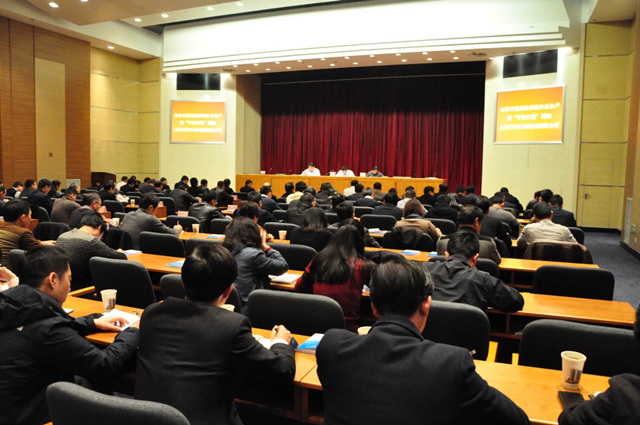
[278, 230, 287, 240]
[101, 289, 117, 312]
[192, 223, 200, 234]
[561, 351, 587, 389]
[357, 326, 371, 335]
[221, 304, 235, 311]
[112, 217, 120, 226]
[129, 199, 135, 206]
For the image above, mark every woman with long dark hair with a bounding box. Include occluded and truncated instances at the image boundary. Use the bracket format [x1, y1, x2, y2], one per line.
[223, 217, 288, 309]
[289, 208, 333, 252]
[295, 224, 375, 332]
[395, 199, 442, 242]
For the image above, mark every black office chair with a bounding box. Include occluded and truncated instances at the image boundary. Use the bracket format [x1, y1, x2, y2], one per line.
[353, 206, 374, 218]
[532, 265, 615, 300]
[102, 227, 133, 250]
[382, 228, 433, 252]
[277, 203, 289, 211]
[47, 382, 190, 425]
[160, 274, 184, 300]
[422, 204, 433, 211]
[210, 218, 231, 235]
[32, 206, 50, 223]
[127, 196, 140, 206]
[263, 222, 300, 240]
[519, 319, 640, 376]
[568, 227, 585, 245]
[422, 300, 491, 360]
[360, 214, 397, 231]
[185, 238, 222, 256]
[325, 212, 340, 225]
[139, 232, 186, 257]
[427, 218, 456, 235]
[494, 238, 511, 258]
[33, 222, 70, 241]
[103, 200, 125, 214]
[165, 215, 200, 232]
[89, 257, 156, 309]
[247, 289, 345, 335]
[273, 210, 287, 222]
[476, 258, 500, 278]
[8, 249, 26, 274]
[267, 242, 317, 270]
[126, 191, 142, 198]
[114, 212, 127, 222]
[157, 197, 176, 216]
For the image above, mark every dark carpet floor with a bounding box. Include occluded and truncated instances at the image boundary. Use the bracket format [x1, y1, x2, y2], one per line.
[584, 230, 640, 308]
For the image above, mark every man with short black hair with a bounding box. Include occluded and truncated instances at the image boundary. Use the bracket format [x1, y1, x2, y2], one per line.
[139, 179, 156, 194]
[27, 179, 54, 215]
[245, 191, 276, 227]
[426, 231, 524, 312]
[418, 186, 436, 206]
[500, 187, 523, 213]
[317, 256, 528, 425]
[355, 188, 381, 207]
[437, 183, 448, 196]
[19, 179, 37, 199]
[120, 194, 182, 249]
[436, 206, 501, 265]
[214, 181, 234, 207]
[346, 184, 365, 201]
[49, 180, 62, 198]
[426, 194, 458, 224]
[189, 190, 227, 233]
[135, 244, 295, 425]
[170, 185, 200, 211]
[69, 193, 103, 229]
[372, 193, 403, 220]
[517, 202, 577, 250]
[474, 196, 512, 251]
[116, 175, 128, 191]
[259, 185, 281, 213]
[0, 200, 56, 267]
[366, 165, 384, 177]
[99, 183, 117, 201]
[51, 186, 82, 225]
[6, 181, 23, 198]
[240, 179, 255, 193]
[489, 195, 520, 235]
[460, 185, 477, 205]
[549, 194, 577, 227]
[336, 165, 355, 177]
[174, 175, 189, 190]
[397, 189, 426, 214]
[343, 179, 359, 197]
[286, 193, 315, 226]
[372, 182, 386, 201]
[539, 189, 554, 203]
[0, 246, 139, 425]
[120, 177, 137, 194]
[301, 162, 321, 176]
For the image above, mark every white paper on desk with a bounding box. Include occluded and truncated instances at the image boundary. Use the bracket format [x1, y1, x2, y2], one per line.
[102, 309, 140, 330]
[124, 250, 142, 255]
[269, 273, 300, 284]
[253, 335, 272, 349]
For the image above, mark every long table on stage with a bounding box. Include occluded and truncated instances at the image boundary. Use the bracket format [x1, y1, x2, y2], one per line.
[236, 174, 446, 197]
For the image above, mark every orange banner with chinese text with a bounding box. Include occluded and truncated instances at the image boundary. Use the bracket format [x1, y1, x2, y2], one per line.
[171, 101, 226, 144]
[495, 86, 564, 144]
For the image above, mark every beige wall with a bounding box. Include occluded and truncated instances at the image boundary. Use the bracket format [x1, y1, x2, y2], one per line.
[482, 48, 582, 213]
[90, 48, 160, 181]
[236, 75, 262, 174]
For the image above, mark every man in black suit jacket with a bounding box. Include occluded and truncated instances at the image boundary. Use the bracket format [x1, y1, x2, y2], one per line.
[214, 181, 235, 207]
[188, 190, 227, 233]
[372, 193, 403, 220]
[135, 244, 295, 425]
[475, 196, 513, 252]
[500, 187, 524, 213]
[417, 185, 436, 206]
[550, 194, 577, 227]
[239, 179, 256, 193]
[345, 184, 364, 201]
[259, 185, 281, 213]
[28, 179, 54, 215]
[316, 257, 528, 425]
[19, 179, 37, 200]
[169, 187, 200, 211]
[355, 188, 380, 207]
[99, 183, 117, 202]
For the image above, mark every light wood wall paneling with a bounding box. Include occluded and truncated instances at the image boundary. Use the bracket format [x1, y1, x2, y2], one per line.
[0, 17, 12, 182]
[586, 22, 633, 56]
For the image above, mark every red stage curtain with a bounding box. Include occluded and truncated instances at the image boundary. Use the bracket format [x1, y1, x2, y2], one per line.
[261, 72, 485, 191]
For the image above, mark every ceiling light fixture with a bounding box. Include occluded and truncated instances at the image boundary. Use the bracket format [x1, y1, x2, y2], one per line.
[134, 18, 142, 22]
[308, 65, 313, 68]
[161, 13, 169, 18]
[297, 60, 303, 63]
[237, 2, 244, 6]
[246, 70, 251, 72]
[49, 2, 59, 8]
[395, 53, 401, 56]
[353, 62, 358, 65]
[266, 68, 271, 71]
[422, 52, 428, 55]
[254, 63, 258, 66]
[450, 50, 456, 53]
[344, 56, 350, 59]
[275, 61, 280, 64]
[401, 59, 407, 62]
[453, 56, 459, 60]
[427, 58, 433, 61]
[286, 66, 291, 69]
[107, 45, 114, 50]
[207, 6, 214, 11]
[233, 65, 238, 68]
[330, 64, 335, 67]
[370, 55, 375, 58]
[81, 0, 88, 3]
[376, 60, 382, 64]
[320, 58, 326, 61]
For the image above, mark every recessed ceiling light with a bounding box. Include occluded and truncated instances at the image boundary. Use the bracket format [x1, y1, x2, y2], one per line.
[246, 70, 251, 72]
[395, 53, 401, 56]
[320, 58, 326, 61]
[233, 65, 238, 68]
[297, 60, 303, 63]
[81, 0, 88, 3]
[286, 66, 291, 69]
[161, 13, 169, 18]
[254, 63, 258, 66]
[427, 58, 433, 61]
[401, 59, 407, 62]
[266, 68, 271, 71]
[353, 62, 358, 65]
[107, 45, 114, 50]
[422, 52, 428, 55]
[308, 65, 313, 68]
[344, 56, 350, 59]
[237, 2, 244, 6]
[453, 56, 459, 60]
[370, 55, 375, 58]
[207, 6, 214, 11]
[450, 50, 456, 53]
[48, 2, 59, 8]
[330, 64, 335, 67]
[376, 60, 382, 64]
[134, 18, 142, 22]
[275, 61, 280, 64]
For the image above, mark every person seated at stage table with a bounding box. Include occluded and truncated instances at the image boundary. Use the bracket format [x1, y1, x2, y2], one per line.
[355, 188, 381, 207]
[214, 180, 234, 208]
[550, 194, 577, 228]
[135, 243, 295, 425]
[366, 165, 384, 177]
[316, 256, 529, 425]
[286, 181, 307, 204]
[239, 179, 256, 193]
[28, 179, 54, 215]
[51, 185, 82, 225]
[301, 162, 321, 176]
[346, 184, 365, 201]
[120, 194, 182, 250]
[517, 202, 577, 250]
[426, 231, 523, 313]
[336, 165, 356, 177]
[0, 246, 140, 425]
[295, 223, 375, 332]
[223, 217, 288, 308]
[558, 304, 640, 425]
[189, 190, 228, 233]
[286, 193, 315, 227]
[372, 193, 403, 221]
[372, 182, 387, 201]
[259, 185, 282, 213]
[343, 179, 359, 197]
[418, 185, 436, 207]
[426, 194, 458, 224]
[290, 207, 333, 252]
[436, 206, 501, 265]
[394, 199, 442, 243]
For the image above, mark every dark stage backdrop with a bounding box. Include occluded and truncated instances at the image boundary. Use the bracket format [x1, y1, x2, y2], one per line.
[260, 62, 485, 191]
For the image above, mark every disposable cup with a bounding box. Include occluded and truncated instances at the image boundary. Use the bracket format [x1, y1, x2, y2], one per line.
[112, 217, 120, 226]
[101, 289, 117, 312]
[192, 223, 200, 233]
[278, 230, 287, 240]
[561, 351, 587, 389]
[357, 326, 371, 335]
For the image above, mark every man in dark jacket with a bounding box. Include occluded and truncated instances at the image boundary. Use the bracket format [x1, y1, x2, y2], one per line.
[19, 179, 37, 199]
[170, 186, 200, 211]
[355, 188, 381, 208]
[316, 256, 529, 425]
[28, 179, 54, 215]
[0, 246, 139, 425]
[550, 194, 577, 228]
[372, 193, 403, 220]
[426, 195, 458, 224]
[286, 193, 315, 226]
[214, 180, 235, 207]
[259, 185, 281, 213]
[189, 190, 228, 233]
[501, 187, 524, 213]
[418, 185, 436, 206]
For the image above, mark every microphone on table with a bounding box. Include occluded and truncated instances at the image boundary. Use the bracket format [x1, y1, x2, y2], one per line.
[268, 168, 273, 174]
[288, 169, 292, 175]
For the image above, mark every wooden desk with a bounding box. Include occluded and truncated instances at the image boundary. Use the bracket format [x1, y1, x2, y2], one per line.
[126, 252, 183, 274]
[298, 360, 610, 425]
[499, 258, 599, 285]
[124, 205, 167, 219]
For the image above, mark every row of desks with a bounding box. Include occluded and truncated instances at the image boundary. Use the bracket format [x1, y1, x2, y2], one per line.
[63, 296, 611, 425]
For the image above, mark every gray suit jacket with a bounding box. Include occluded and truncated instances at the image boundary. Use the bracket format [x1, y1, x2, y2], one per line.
[119, 208, 179, 249]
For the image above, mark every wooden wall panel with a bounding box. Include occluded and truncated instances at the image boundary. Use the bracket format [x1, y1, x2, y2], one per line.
[0, 17, 12, 181]
[9, 21, 37, 182]
[586, 22, 632, 56]
[34, 27, 90, 187]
